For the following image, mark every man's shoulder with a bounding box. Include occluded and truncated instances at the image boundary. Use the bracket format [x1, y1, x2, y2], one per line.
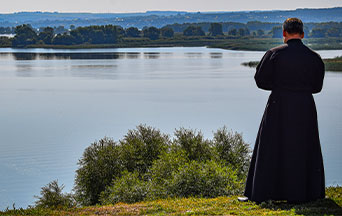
[303, 45, 323, 60]
[269, 44, 288, 53]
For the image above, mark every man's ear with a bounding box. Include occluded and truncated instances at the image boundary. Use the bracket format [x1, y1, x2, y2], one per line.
[300, 32, 304, 39]
[283, 30, 287, 37]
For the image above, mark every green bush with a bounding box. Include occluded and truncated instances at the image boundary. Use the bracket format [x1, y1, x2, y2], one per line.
[100, 171, 148, 204]
[119, 124, 170, 175]
[74, 125, 250, 206]
[146, 149, 188, 199]
[173, 128, 213, 161]
[34, 180, 75, 209]
[74, 125, 169, 205]
[213, 127, 251, 178]
[168, 160, 243, 198]
[74, 137, 122, 205]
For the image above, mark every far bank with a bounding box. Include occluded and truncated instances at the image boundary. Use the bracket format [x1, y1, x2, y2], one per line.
[2, 36, 342, 51]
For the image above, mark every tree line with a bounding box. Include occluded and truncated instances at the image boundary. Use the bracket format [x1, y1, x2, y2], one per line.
[1, 22, 342, 47]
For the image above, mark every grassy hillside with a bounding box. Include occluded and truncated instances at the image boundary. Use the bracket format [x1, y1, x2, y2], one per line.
[1, 186, 341, 216]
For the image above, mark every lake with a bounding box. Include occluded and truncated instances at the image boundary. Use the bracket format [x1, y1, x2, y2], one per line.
[0, 47, 341, 209]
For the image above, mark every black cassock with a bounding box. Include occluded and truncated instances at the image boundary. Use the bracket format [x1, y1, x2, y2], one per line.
[244, 39, 325, 203]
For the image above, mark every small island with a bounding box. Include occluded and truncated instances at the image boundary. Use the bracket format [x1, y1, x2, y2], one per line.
[242, 56, 342, 72]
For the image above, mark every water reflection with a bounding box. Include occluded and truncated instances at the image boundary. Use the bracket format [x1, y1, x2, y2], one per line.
[71, 65, 117, 69]
[210, 52, 223, 59]
[10, 52, 137, 60]
[185, 52, 203, 58]
[15, 63, 33, 77]
[144, 52, 160, 59]
[0, 52, 176, 61]
[126, 52, 141, 59]
[13, 53, 38, 60]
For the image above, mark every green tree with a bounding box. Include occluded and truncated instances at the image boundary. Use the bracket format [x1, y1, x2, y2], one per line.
[160, 27, 174, 38]
[70, 30, 84, 44]
[238, 28, 250, 36]
[34, 180, 75, 209]
[270, 26, 283, 38]
[183, 26, 205, 36]
[12, 24, 38, 47]
[38, 27, 54, 44]
[90, 29, 105, 44]
[74, 138, 122, 205]
[257, 29, 265, 37]
[326, 27, 341, 37]
[143, 27, 160, 40]
[125, 27, 141, 37]
[54, 26, 67, 34]
[0, 36, 12, 47]
[228, 28, 238, 36]
[52, 33, 75, 45]
[68, 25, 122, 45]
[310, 28, 326, 38]
[103, 25, 124, 43]
[209, 23, 224, 36]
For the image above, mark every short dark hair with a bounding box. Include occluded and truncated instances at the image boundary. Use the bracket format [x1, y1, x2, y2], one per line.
[283, 18, 304, 34]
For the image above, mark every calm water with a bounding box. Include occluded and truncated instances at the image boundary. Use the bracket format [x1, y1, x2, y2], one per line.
[0, 47, 341, 209]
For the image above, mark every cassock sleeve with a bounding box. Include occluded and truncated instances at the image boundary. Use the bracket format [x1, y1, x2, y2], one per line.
[254, 50, 274, 91]
[312, 56, 325, 94]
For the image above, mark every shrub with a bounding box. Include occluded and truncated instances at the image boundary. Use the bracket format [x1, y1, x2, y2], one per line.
[173, 128, 213, 161]
[119, 124, 170, 176]
[74, 125, 251, 206]
[169, 160, 243, 198]
[146, 148, 188, 199]
[213, 127, 251, 178]
[100, 171, 148, 204]
[34, 180, 75, 209]
[74, 137, 122, 205]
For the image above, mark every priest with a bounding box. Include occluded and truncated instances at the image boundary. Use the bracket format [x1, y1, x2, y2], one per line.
[243, 18, 325, 203]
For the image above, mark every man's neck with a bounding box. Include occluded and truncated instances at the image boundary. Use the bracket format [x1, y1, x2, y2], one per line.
[283, 31, 304, 43]
[284, 36, 302, 43]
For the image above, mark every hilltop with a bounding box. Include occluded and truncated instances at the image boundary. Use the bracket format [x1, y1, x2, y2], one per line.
[1, 7, 342, 29]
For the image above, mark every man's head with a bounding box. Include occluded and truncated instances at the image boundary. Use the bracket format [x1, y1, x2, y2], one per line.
[282, 18, 304, 43]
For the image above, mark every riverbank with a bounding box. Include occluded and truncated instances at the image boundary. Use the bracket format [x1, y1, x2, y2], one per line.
[2, 37, 342, 51]
[1, 186, 341, 216]
[242, 56, 342, 72]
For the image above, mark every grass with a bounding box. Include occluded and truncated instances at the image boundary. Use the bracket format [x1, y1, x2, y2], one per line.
[242, 56, 342, 72]
[1, 186, 341, 216]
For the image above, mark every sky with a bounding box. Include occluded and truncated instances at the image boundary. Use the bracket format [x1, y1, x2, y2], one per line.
[1, 0, 342, 13]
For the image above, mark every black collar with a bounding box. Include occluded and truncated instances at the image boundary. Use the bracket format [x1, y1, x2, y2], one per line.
[286, 38, 303, 45]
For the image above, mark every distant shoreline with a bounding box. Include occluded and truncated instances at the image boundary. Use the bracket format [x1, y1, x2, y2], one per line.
[1, 37, 342, 51]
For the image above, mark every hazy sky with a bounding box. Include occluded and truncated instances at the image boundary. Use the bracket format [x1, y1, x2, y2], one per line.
[1, 0, 342, 13]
